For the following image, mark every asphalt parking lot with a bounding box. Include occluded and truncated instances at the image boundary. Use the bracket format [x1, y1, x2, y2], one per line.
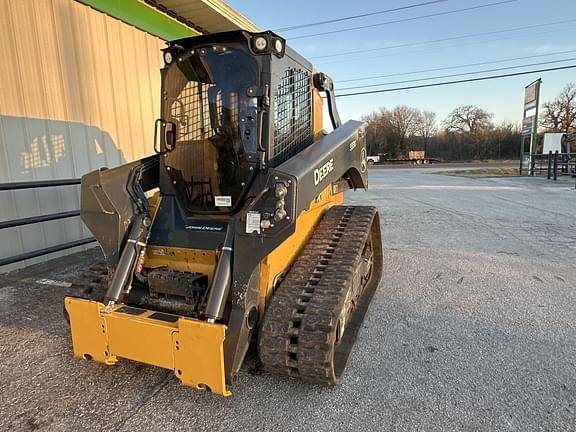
[1, 166, 575, 431]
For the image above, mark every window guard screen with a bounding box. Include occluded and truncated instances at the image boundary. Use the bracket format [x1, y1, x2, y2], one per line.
[271, 68, 313, 166]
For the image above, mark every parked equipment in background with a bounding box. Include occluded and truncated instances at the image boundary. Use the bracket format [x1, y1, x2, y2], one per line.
[408, 150, 426, 163]
[365, 151, 438, 165]
[367, 155, 380, 165]
[64, 30, 383, 396]
[381, 150, 438, 164]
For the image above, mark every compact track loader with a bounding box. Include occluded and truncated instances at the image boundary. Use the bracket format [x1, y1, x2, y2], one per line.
[65, 30, 383, 396]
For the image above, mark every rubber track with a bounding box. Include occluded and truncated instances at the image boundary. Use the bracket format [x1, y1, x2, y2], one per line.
[258, 205, 380, 384]
[71, 261, 108, 300]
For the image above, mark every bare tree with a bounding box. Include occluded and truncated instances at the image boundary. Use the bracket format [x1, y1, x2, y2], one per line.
[443, 105, 494, 135]
[362, 108, 390, 155]
[362, 106, 419, 157]
[364, 104, 521, 161]
[540, 100, 563, 131]
[415, 110, 437, 152]
[387, 105, 419, 153]
[443, 105, 493, 158]
[540, 83, 576, 133]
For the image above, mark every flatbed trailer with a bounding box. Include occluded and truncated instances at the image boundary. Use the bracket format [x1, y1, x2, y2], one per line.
[382, 157, 439, 164]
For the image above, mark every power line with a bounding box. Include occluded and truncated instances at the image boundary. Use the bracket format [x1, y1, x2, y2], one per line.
[290, 0, 518, 40]
[275, 0, 450, 32]
[317, 26, 571, 66]
[336, 49, 576, 83]
[335, 64, 576, 97]
[309, 19, 576, 60]
[337, 57, 576, 91]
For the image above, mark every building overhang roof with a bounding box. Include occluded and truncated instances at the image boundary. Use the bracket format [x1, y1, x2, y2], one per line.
[79, 0, 259, 40]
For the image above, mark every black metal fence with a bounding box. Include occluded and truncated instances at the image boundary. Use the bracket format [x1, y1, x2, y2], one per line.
[0, 179, 95, 267]
[521, 151, 576, 188]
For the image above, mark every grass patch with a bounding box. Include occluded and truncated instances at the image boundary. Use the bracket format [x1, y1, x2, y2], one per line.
[436, 167, 520, 178]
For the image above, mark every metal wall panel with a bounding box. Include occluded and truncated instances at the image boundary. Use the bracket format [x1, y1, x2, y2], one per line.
[0, 0, 165, 272]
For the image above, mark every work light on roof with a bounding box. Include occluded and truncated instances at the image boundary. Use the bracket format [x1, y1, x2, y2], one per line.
[274, 39, 283, 54]
[254, 36, 268, 52]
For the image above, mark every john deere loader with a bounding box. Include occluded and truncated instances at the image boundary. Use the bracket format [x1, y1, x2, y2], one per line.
[65, 30, 383, 396]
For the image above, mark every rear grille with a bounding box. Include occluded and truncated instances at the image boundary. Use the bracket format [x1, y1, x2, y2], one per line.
[271, 68, 313, 166]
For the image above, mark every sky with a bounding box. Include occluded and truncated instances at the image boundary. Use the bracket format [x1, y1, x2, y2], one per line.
[226, 0, 576, 126]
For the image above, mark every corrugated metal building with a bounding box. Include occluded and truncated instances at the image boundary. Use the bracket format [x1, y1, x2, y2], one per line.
[0, 0, 258, 272]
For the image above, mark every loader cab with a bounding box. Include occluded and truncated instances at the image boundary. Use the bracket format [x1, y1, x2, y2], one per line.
[157, 31, 316, 215]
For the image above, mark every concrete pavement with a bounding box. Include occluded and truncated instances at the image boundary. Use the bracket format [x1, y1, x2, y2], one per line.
[1, 167, 574, 431]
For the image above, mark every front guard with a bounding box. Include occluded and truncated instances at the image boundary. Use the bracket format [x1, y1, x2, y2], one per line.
[64, 297, 231, 396]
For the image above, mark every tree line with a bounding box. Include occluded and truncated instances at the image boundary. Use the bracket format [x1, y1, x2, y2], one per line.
[362, 82, 576, 161]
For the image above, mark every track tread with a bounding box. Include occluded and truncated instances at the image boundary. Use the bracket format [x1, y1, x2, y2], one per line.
[71, 262, 109, 300]
[258, 205, 382, 385]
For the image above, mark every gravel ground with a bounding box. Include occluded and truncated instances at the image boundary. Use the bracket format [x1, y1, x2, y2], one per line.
[0, 167, 575, 431]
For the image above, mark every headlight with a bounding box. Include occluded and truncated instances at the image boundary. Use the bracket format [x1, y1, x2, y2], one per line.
[254, 36, 268, 51]
[163, 51, 173, 65]
[274, 39, 283, 54]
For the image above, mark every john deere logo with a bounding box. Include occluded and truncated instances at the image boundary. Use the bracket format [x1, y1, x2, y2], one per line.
[314, 158, 334, 186]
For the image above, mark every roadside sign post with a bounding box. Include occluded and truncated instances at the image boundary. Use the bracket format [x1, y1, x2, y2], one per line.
[520, 79, 542, 175]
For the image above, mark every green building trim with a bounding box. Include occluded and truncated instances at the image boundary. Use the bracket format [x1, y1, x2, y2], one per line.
[78, 0, 200, 40]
